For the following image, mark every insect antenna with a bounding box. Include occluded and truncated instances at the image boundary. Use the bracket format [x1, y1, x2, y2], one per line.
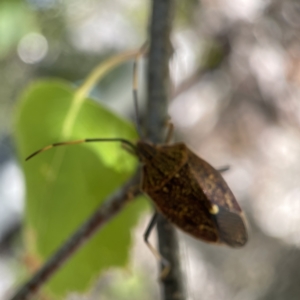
[132, 43, 148, 140]
[26, 46, 150, 162]
[26, 138, 137, 161]
[132, 55, 141, 138]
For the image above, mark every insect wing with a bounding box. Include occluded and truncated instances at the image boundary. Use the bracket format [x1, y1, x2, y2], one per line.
[187, 149, 248, 247]
[212, 206, 247, 247]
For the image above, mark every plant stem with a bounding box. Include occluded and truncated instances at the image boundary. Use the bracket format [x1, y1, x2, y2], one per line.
[147, 0, 186, 299]
[9, 173, 140, 300]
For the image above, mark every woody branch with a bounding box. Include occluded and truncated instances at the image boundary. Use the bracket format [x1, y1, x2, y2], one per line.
[8, 172, 141, 300]
[147, 0, 186, 300]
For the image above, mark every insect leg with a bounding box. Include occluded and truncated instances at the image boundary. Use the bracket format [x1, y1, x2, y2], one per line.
[164, 121, 174, 144]
[217, 165, 230, 173]
[143, 212, 171, 278]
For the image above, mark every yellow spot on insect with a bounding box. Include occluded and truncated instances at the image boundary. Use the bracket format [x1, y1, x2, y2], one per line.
[175, 173, 180, 178]
[163, 187, 169, 193]
[199, 224, 210, 232]
[209, 204, 219, 215]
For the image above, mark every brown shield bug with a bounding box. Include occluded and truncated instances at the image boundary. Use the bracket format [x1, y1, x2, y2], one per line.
[26, 49, 247, 276]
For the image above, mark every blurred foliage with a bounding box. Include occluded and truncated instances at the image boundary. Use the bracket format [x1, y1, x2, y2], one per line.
[14, 80, 148, 296]
[175, 0, 199, 25]
[0, 0, 37, 59]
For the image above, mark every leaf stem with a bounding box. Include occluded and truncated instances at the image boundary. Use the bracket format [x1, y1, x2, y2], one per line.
[63, 50, 140, 138]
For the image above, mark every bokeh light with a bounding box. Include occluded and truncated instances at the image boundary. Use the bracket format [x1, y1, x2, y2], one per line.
[17, 33, 48, 64]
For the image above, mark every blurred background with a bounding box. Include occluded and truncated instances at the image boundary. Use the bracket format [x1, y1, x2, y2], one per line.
[2, 0, 300, 299]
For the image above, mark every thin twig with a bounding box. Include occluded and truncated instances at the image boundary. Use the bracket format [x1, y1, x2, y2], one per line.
[9, 172, 141, 300]
[147, 1, 186, 300]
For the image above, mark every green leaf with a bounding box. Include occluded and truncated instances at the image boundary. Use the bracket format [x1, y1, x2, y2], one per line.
[14, 80, 148, 296]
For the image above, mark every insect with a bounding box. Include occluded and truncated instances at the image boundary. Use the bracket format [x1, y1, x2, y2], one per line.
[137, 140, 247, 248]
[26, 130, 247, 257]
[25, 49, 247, 278]
[12, 35, 247, 300]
